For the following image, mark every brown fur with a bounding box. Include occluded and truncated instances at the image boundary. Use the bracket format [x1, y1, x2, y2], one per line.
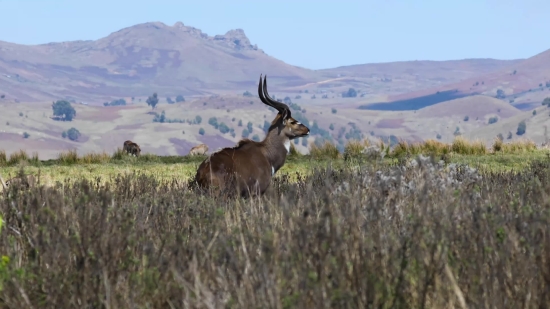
[123, 140, 141, 156]
[188, 144, 209, 156]
[193, 75, 310, 198]
[0, 173, 36, 191]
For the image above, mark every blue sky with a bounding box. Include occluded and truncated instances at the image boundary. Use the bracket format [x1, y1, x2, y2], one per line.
[1, 0, 548, 70]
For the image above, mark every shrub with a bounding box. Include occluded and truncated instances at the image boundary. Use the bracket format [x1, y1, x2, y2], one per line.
[517, 120, 526, 135]
[199, 128, 205, 135]
[309, 141, 340, 160]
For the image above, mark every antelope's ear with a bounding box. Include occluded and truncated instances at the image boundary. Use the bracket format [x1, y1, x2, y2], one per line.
[281, 109, 291, 124]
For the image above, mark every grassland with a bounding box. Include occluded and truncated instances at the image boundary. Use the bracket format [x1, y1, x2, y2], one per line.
[2, 136, 550, 307]
[0, 137, 546, 187]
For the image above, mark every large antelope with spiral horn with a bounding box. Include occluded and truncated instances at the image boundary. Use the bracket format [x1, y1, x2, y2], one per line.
[193, 75, 310, 197]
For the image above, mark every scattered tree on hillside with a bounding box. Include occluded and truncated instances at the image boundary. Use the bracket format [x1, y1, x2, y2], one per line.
[238, 120, 242, 127]
[329, 123, 335, 130]
[247, 122, 253, 133]
[342, 88, 357, 98]
[496, 89, 506, 99]
[533, 110, 537, 116]
[252, 134, 260, 142]
[103, 99, 126, 106]
[0, 94, 4, 99]
[488, 117, 498, 124]
[332, 108, 337, 114]
[464, 115, 469, 121]
[243, 91, 253, 97]
[146, 93, 159, 110]
[542, 97, 550, 106]
[195, 115, 202, 124]
[516, 121, 526, 136]
[67, 127, 81, 141]
[507, 131, 513, 139]
[497, 133, 504, 141]
[23, 132, 29, 139]
[283, 96, 292, 104]
[166, 97, 174, 104]
[52, 100, 76, 121]
[242, 128, 250, 138]
[198, 128, 205, 135]
[175, 95, 185, 102]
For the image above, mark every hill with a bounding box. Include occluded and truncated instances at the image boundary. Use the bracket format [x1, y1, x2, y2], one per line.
[381, 49, 550, 111]
[0, 21, 525, 105]
[464, 104, 550, 145]
[0, 21, 320, 103]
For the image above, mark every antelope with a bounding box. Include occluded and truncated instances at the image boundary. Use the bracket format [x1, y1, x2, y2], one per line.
[188, 144, 209, 156]
[193, 75, 310, 197]
[0, 173, 37, 191]
[123, 140, 141, 157]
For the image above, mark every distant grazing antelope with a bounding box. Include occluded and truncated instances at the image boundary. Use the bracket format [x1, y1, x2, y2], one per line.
[193, 75, 310, 197]
[0, 173, 37, 191]
[188, 144, 209, 156]
[123, 140, 141, 157]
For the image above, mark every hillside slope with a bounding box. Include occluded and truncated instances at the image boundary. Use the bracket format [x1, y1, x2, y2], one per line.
[0, 21, 529, 105]
[385, 49, 550, 109]
[0, 22, 319, 103]
[464, 105, 550, 145]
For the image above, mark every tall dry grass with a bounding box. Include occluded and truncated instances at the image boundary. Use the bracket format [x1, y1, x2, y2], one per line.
[492, 137, 537, 153]
[0, 136, 544, 167]
[1, 159, 550, 307]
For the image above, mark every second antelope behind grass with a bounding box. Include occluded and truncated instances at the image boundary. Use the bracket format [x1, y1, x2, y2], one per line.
[193, 75, 310, 197]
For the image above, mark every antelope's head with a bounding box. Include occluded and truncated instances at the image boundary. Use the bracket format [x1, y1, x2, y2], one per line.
[258, 75, 310, 140]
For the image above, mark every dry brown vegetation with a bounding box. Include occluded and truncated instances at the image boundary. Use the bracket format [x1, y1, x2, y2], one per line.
[2, 153, 550, 307]
[0, 136, 543, 169]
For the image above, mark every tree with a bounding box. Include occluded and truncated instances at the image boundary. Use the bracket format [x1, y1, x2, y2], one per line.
[146, 93, 159, 110]
[516, 121, 526, 135]
[52, 100, 76, 121]
[243, 91, 253, 97]
[496, 89, 506, 99]
[67, 127, 81, 141]
[195, 115, 202, 124]
[283, 96, 292, 104]
[542, 97, 550, 106]
[166, 97, 174, 104]
[242, 128, 250, 138]
[252, 134, 260, 142]
[342, 88, 357, 98]
[208, 117, 218, 129]
[199, 128, 205, 135]
[62, 131, 67, 138]
[488, 117, 498, 124]
[329, 123, 334, 130]
[533, 110, 537, 116]
[332, 108, 337, 114]
[218, 122, 230, 134]
[175, 95, 185, 102]
[247, 121, 253, 132]
[23, 132, 29, 139]
[238, 120, 243, 127]
[464, 115, 469, 121]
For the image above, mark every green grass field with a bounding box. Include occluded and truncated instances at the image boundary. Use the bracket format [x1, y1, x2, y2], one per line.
[1, 137, 547, 187]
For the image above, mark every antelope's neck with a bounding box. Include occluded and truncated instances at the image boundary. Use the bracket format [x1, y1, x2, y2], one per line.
[263, 132, 290, 173]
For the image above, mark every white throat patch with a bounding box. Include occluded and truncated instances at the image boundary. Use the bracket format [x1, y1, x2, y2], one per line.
[272, 166, 275, 176]
[284, 140, 291, 154]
